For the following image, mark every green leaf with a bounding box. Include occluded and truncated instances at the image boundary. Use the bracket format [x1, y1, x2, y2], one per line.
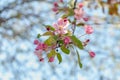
[70, 35, 84, 49]
[61, 45, 70, 54]
[37, 34, 41, 38]
[76, 49, 82, 68]
[57, 53, 62, 64]
[42, 31, 53, 36]
[44, 36, 56, 46]
[68, 0, 75, 8]
[47, 50, 56, 59]
[77, 23, 85, 26]
[43, 24, 55, 31]
[67, 9, 74, 16]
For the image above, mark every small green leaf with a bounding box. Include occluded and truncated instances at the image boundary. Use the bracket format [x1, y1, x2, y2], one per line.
[77, 23, 85, 26]
[76, 49, 82, 68]
[61, 45, 70, 54]
[70, 35, 84, 49]
[47, 50, 56, 59]
[43, 24, 55, 31]
[37, 34, 41, 38]
[42, 31, 53, 36]
[68, 0, 75, 8]
[57, 53, 62, 64]
[44, 36, 56, 46]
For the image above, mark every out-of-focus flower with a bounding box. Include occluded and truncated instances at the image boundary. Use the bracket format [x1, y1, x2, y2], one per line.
[89, 51, 95, 58]
[53, 2, 58, 7]
[34, 50, 43, 59]
[52, 2, 59, 12]
[85, 25, 93, 34]
[53, 18, 69, 34]
[74, 3, 85, 20]
[60, 0, 63, 3]
[35, 43, 47, 51]
[49, 57, 54, 62]
[78, 3, 83, 8]
[52, 7, 58, 12]
[83, 17, 89, 22]
[74, 8, 84, 20]
[64, 36, 71, 45]
[34, 39, 39, 45]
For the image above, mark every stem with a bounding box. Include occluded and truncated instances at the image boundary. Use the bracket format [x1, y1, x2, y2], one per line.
[72, 0, 77, 34]
[79, 33, 86, 38]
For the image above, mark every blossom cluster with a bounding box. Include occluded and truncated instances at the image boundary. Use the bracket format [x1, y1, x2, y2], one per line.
[34, 0, 95, 68]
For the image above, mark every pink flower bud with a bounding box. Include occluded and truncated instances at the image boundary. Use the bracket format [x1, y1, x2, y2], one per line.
[39, 58, 44, 62]
[49, 57, 54, 62]
[53, 2, 58, 7]
[89, 51, 95, 58]
[42, 43, 47, 50]
[34, 39, 39, 45]
[52, 7, 58, 12]
[78, 3, 83, 8]
[60, 0, 63, 3]
[83, 17, 89, 21]
[64, 36, 71, 45]
[85, 25, 93, 34]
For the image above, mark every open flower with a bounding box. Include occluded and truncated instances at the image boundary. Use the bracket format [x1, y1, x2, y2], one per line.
[34, 39, 39, 45]
[74, 3, 84, 20]
[53, 18, 69, 35]
[85, 25, 93, 34]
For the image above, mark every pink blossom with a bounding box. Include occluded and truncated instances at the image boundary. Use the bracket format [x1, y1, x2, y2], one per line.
[35, 43, 47, 51]
[49, 57, 54, 62]
[89, 51, 95, 58]
[85, 25, 93, 34]
[60, 0, 63, 3]
[34, 50, 43, 59]
[53, 2, 58, 7]
[83, 17, 89, 22]
[64, 36, 71, 44]
[53, 18, 69, 34]
[74, 8, 84, 20]
[34, 39, 39, 45]
[52, 7, 58, 12]
[78, 3, 83, 8]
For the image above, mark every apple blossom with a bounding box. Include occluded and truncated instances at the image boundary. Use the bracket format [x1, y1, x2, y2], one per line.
[85, 25, 94, 34]
[53, 18, 69, 34]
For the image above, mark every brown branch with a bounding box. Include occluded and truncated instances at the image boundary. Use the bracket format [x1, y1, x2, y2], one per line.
[72, 0, 77, 34]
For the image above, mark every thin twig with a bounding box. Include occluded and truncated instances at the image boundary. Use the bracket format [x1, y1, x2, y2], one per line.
[72, 0, 77, 34]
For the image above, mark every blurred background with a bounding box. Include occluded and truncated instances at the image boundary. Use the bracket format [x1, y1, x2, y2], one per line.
[0, 0, 120, 80]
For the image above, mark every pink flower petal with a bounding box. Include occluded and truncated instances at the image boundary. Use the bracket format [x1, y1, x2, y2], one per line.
[49, 57, 54, 62]
[89, 51, 95, 58]
[85, 25, 93, 34]
[34, 39, 39, 45]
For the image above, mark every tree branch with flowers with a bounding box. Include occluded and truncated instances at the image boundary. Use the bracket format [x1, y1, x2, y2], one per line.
[33, 0, 95, 68]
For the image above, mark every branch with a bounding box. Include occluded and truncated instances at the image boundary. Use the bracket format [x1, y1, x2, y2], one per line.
[72, 0, 77, 34]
